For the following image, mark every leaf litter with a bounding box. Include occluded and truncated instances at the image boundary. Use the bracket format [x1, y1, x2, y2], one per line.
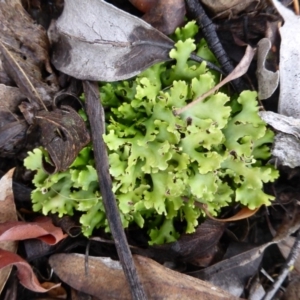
[0, 169, 64, 293]
[0, 0, 300, 299]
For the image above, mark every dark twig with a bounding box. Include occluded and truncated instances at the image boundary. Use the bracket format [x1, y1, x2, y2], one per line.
[185, 0, 247, 92]
[263, 230, 300, 300]
[83, 81, 147, 300]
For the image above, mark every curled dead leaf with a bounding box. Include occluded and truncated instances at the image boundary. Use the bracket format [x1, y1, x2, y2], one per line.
[201, 205, 260, 222]
[0, 248, 60, 293]
[256, 38, 279, 100]
[36, 105, 90, 173]
[0, 168, 18, 294]
[0, 216, 67, 245]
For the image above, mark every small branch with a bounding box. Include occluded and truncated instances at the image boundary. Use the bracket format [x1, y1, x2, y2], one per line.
[263, 230, 300, 300]
[83, 81, 147, 300]
[189, 53, 225, 75]
[174, 45, 256, 115]
[185, 0, 247, 92]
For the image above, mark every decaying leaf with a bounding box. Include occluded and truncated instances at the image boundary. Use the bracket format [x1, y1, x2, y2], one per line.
[0, 0, 90, 162]
[259, 111, 300, 138]
[192, 243, 265, 297]
[0, 248, 60, 293]
[135, 220, 225, 267]
[0, 40, 48, 111]
[0, 216, 66, 245]
[49, 253, 240, 299]
[0, 171, 65, 293]
[0, 48, 91, 170]
[0, 0, 58, 108]
[35, 105, 90, 173]
[169, 219, 225, 266]
[0, 113, 27, 157]
[256, 38, 279, 100]
[272, 0, 300, 118]
[0, 169, 17, 294]
[129, 0, 157, 13]
[284, 276, 300, 300]
[50, 0, 174, 82]
[259, 111, 300, 167]
[191, 210, 300, 297]
[248, 277, 266, 300]
[0, 58, 13, 85]
[41, 282, 67, 299]
[201, 205, 260, 222]
[201, 0, 259, 18]
[0, 84, 27, 112]
[142, 0, 185, 35]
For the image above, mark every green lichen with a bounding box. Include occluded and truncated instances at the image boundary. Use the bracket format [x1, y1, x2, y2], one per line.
[24, 21, 278, 245]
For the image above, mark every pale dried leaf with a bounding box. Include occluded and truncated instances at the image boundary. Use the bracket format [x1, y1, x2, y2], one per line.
[0, 169, 17, 294]
[259, 111, 300, 167]
[50, 0, 174, 82]
[272, 0, 300, 118]
[49, 253, 240, 299]
[256, 38, 279, 100]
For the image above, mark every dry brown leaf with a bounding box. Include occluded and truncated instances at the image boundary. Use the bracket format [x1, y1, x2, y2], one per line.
[0, 39, 48, 111]
[0, 84, 27, 112]
[0, 168, 18, 294]
[49, 253, 241, 299]
[142, 0, 185, 35]
[283, 276, 300, 300]
[194, 242, 264, 297]
[0, 248, 60, 293]
[0, 216, 67, 245]
[129, 0, 157, 13]
[169, 219, 225, 266]
[35, 105, 90, 173]
[201, 205, 260, 222]
[0, 0, 58, 107]
[41, 282, 67, 299]
[0, 111, 28, 157]
[201, 0, 259, 18]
